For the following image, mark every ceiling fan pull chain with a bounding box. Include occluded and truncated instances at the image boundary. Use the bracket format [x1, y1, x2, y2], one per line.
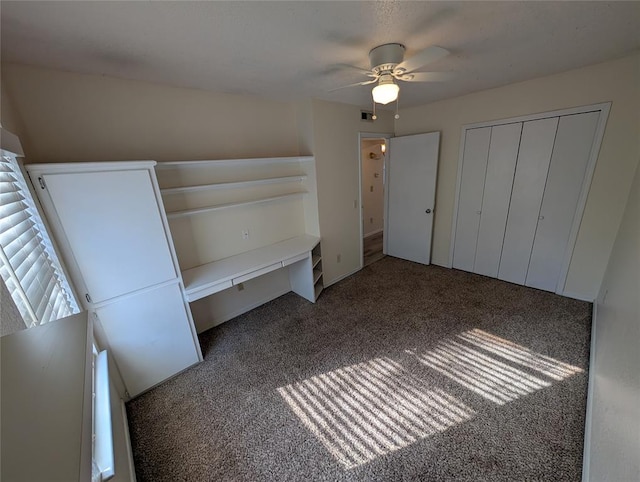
[395, 94, 400, 120]
[372, 100, 377, 121]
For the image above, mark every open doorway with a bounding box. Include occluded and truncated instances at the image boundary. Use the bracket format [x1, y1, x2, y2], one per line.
[359, 135, 389, 267]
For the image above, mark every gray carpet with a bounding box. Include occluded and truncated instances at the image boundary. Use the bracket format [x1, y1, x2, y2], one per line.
[127, 257, 591, 481]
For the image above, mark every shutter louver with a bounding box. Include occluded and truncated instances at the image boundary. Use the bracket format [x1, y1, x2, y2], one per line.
[0, 153, 78, 327]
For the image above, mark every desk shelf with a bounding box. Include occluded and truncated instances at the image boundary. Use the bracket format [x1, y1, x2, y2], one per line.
[182, 235, 321, 302]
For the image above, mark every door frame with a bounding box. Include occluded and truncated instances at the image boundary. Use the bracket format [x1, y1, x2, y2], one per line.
[358, 132, 393, 269]
[449, 102, 611, 297]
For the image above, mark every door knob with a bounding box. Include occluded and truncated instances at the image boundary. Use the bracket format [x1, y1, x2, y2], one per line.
[425, 209, 432, 214]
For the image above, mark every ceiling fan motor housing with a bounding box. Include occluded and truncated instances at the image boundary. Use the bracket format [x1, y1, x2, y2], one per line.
[369, 43, 406, 74]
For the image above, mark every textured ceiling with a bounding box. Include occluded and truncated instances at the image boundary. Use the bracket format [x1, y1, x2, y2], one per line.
[1, 1, 639, 109]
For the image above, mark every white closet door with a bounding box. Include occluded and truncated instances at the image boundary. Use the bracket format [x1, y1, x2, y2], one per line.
[526, 112, 600, 292]
[43, 170, 177, 302]
[498, 117, 558, 285]
[452, 127, 491, 271]
[474, 122, 522, 278]
[95, 282, 200, 397]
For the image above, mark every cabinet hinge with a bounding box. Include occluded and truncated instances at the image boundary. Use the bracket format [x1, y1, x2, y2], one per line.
[85, 293, 92, 303]
[38, 177, 46, 190]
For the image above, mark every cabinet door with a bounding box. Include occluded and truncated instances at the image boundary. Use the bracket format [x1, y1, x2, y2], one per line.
[95, 282, 200, 397]
[452, 127, 491, 271]
[526, 112, 600, 292]
[498, 117, 558, 285]
[474, 122, 522, 278]
[43, 169, 177, 302]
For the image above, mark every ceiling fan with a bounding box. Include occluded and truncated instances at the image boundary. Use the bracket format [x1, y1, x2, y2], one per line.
[332, 43, 451, 115]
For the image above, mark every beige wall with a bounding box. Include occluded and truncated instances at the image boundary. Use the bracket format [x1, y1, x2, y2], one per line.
[310, 100, 393, 284]
[1, 63, 300, 162]
[396, 53, 640, 300]
[585, 161, 640, 481]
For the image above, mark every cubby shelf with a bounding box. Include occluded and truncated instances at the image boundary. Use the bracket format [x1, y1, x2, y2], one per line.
[165, 192, 306, 219]
[160, 175, 307, 195]
[312, 255, 322, 268]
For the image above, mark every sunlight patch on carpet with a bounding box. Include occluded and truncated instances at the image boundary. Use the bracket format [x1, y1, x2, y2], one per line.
[277, 357, 476, 469]
[410, 329, 584, 405]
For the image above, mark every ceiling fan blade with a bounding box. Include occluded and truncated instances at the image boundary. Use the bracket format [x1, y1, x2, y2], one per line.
[328, 79, 378, 92]
[329, 63, 376, 77]
[397, 72, 454, 82]
[395, 46, 449, 74]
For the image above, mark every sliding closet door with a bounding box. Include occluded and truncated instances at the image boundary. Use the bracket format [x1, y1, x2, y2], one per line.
[452, 127, 491, 271]
[474, 122, 522, 278]
[526, 112, 600, 291]
[498, 117, 558, 285]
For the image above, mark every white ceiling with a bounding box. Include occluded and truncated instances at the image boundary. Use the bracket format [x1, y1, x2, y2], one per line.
[2, 1, 639, 109]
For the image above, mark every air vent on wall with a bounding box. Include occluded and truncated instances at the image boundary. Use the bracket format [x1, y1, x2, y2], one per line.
[361, 111, 374, 122]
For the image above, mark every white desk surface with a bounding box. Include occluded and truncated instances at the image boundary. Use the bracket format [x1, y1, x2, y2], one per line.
[182, 234, 320, 302]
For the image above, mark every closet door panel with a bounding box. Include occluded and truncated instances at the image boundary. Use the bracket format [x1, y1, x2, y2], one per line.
[526, 111, 600, 292]
[43, 170, 177, 302]
[452, 127, 491, 272]
[498, 117, 559, 285]
[474, 122, 522, 278]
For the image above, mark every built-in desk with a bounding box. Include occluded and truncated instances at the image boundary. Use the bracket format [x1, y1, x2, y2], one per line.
[182, 234, 323, 303]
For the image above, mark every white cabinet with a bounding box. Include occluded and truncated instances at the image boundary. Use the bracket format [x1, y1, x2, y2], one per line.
[41, 169, 177, 302]
[451, 104, 609, 296]
[95, 282, 200, 396]
[26, 161, 202, 398]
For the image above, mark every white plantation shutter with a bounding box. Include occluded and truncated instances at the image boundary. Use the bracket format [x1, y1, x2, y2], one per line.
[0, 150, 78, 326]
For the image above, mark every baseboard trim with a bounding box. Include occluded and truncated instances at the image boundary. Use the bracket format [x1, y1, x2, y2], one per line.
[581, 301, 598, 482]
[561, 290, 595, 302]
[197, 287, 292, 333]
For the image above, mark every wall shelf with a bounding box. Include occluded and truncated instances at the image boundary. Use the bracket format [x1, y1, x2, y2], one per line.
[161, 175, 307, 195]
[156, 156, 314, 168]
[165, 192, 306, 219]
[155, 156, 322, 328]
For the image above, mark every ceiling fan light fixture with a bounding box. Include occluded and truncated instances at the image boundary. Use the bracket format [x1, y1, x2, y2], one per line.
[372, 75, 399, 105]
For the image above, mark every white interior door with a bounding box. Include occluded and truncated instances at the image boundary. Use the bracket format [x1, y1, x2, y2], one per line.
[526, 111, 600, 292]
[386, 132, 439, 265]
